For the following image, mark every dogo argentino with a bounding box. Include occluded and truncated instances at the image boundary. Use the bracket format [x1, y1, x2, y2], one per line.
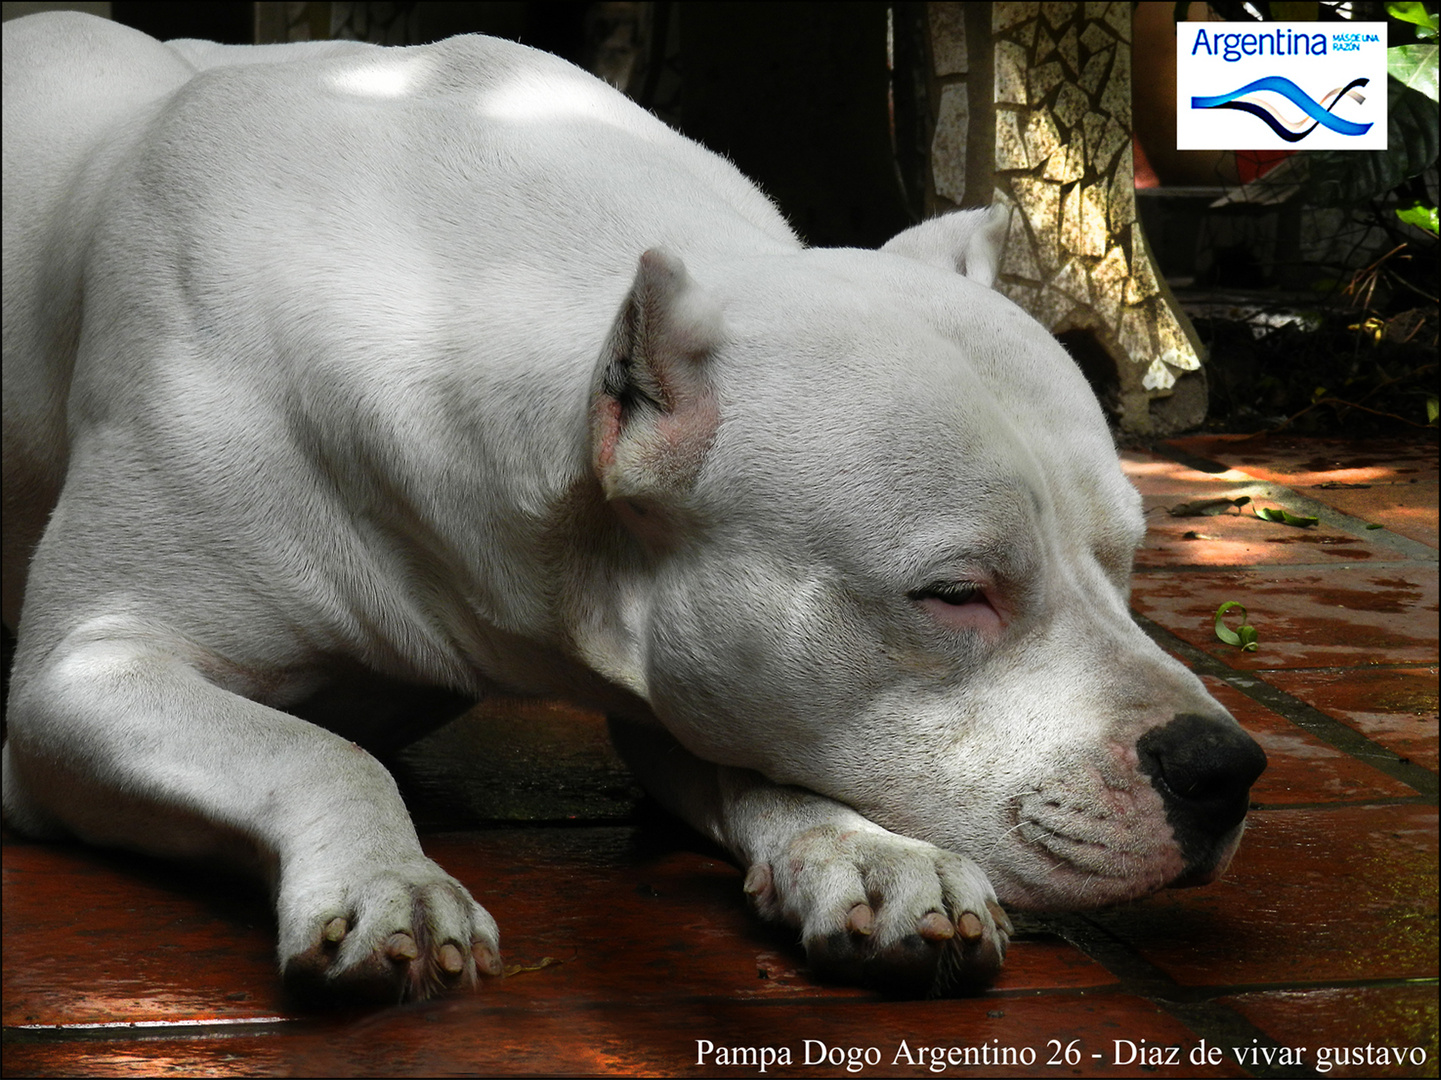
[2, 12, 1266, 1003]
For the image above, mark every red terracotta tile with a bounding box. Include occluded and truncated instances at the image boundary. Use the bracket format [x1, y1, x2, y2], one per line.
[1304, 482, 1439, 549]
[1165, 435, 1440, 488]
[1, 839, 289, 1026]
[1120, 450, 1252, 495]
[0, 1033, 303, 1078]
[1136, 491, 1386, 568]
[1198, 677, 1419, 805]
[278, 989, 1250, 1077]
[1130, 564, 1438, 670]
[1085, 804, 1438, 987]
[1, 990, 1252, 1078]
[1221, 985, 1439, 1078]
[1260, 666, 1440, 774]
[1, 824, 1108, 1033]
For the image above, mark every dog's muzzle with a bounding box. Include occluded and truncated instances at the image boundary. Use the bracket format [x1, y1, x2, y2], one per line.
[1137, 712, 1268, 884]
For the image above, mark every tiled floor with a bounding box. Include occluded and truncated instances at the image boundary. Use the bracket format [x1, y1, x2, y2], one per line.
[3, 434, 1437, 1078]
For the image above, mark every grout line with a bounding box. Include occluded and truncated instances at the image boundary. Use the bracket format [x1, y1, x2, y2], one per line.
[1034, 913, 1318, 1080]
[1250, 796, 1434, 811]
[1132, 613, 1439, 799]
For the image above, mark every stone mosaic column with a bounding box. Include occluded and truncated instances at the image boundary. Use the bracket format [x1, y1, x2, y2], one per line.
[923, 2, 1207, 435]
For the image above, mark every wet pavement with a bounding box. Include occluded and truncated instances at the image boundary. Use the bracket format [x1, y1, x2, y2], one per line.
[3, 434, 1436, 1077]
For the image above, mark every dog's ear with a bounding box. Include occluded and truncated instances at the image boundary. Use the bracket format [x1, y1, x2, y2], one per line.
[881, 205, 1009, 288]
[591, 249, 723, 525]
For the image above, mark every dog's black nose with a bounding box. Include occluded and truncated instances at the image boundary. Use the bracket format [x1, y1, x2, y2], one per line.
[1137, 712, 1267, 857]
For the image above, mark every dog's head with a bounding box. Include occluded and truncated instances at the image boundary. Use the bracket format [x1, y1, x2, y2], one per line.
[586, 209, 1266, 910]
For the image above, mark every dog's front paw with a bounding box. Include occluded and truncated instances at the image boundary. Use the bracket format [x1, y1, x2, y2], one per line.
[278, 858, 501, 1004]
[745, 825, 1010, 996]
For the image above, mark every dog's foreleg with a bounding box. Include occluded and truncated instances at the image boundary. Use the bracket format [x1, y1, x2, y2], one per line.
[3, 623, 501, 1002]
[608, 717, 1011, 994]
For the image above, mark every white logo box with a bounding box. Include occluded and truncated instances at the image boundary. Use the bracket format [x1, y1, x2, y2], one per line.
[1176, 22, 1388, 151]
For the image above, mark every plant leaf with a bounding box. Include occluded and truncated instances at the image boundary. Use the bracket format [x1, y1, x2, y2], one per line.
[1215, 601, 1259, 652]
[1387, 1, 1440, 38]
[1396, 202, 1440, 234]
[1389, 43, 1440, 100]
[1255, 506, 1320, 527]
[1299, 80, 1440, 206]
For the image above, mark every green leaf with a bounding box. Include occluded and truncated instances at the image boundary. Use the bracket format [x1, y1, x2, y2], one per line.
[1428, 395, 1440, 423]
[1389, 43, 1440, 100]
[1387, 1, 1439, 38]
[1396, 202, 1440, 234]
[1215, 602, 1259, 652]
[1366, 522, 1385, 530]
[1255, 506, 1321, 527]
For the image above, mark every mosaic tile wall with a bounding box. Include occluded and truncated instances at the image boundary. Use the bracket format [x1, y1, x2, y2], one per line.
[925, 1, 1208, 434]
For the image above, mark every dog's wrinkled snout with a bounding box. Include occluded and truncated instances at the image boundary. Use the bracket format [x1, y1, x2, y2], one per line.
[1136, 712, 1268, 855]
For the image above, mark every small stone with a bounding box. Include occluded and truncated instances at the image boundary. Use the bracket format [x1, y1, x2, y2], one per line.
[1080, 21, 1115, 55]
[1042, 2, 1072, 30]
[995, 109, 1031, 171]
[994, 39, 1030, 105]
[928, 4, 968, 76]
[1079, 47, 1113, 96]
[1057, 24, 1080, 74]
[992, 2, 1039, 35]
[932, 84, 970, 205]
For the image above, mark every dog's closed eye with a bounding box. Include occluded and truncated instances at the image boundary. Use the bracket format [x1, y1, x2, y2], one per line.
[908, 581, 984, 605]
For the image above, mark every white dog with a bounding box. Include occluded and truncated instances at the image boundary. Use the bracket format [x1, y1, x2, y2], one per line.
[2, 12, 1265, 1002]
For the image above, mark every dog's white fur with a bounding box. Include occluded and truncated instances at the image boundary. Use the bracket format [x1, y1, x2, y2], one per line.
[2, 12, 1264, 1001]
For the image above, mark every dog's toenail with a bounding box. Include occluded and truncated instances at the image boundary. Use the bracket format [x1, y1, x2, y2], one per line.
[385, 932, 419, 962]
[918, 911, 954, 941]
[439, 943, 464, 974]
[847, 903, 874, 935]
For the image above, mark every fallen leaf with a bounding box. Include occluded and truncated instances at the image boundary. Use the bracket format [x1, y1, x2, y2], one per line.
[1254, 506, 1319, 527]
[1166, 496, 1251, 517]
[1215, 601, 1259, 652]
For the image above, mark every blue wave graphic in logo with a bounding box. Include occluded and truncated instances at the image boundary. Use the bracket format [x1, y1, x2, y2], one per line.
[1191, 76, 1372, 142]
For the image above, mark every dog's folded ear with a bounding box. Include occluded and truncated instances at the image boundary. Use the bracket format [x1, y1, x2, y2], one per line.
[880, 205, 1009, 288]
[591, 248, 723, 524]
